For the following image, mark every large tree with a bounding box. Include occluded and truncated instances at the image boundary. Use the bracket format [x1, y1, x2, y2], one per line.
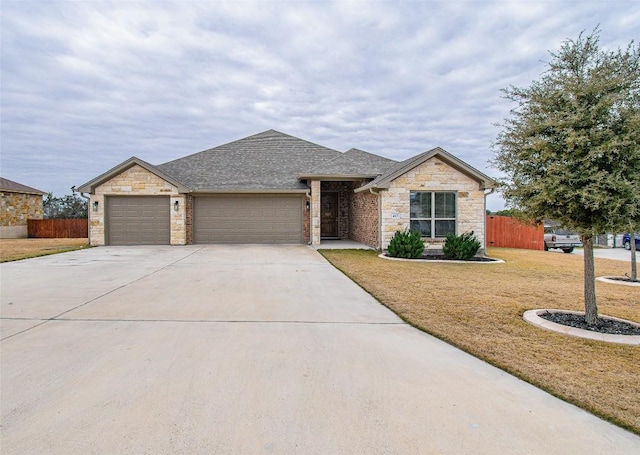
[493, 29, 640, 325]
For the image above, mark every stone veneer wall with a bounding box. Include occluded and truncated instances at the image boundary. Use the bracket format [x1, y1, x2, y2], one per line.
[350, 188, 379, 248]
[185, 195, 194, 244]
[380, 157, 486, 252]
[90, 165, 186, 246]
[0, 191, 44, 238]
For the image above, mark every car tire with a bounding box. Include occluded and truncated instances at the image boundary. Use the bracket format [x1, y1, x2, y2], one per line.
[544, 243, 549, 251]
[562, 248, 574, 254]
[624, 241, 631, 250]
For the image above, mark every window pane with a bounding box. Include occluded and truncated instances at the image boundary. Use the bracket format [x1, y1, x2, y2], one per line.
[410, 192, 431, 218]
[411, 220, 431, 237]
[435, 220, 455, 237]
[435, 193, 456, 218]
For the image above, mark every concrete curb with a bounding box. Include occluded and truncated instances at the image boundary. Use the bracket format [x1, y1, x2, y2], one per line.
[523, 309, 640, 346]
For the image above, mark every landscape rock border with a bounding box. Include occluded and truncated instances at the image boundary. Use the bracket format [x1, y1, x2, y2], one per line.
[523, 309, 640, 346]
[596, 276, 640, 287]
[378, 254, 504, 264]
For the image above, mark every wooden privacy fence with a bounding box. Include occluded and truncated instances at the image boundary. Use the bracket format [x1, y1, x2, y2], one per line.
[28, 219, 88, 238]
[486, 215, 544, 250]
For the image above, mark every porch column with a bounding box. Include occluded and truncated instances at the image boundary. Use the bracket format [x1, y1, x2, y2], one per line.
[311, 180, 321, 245]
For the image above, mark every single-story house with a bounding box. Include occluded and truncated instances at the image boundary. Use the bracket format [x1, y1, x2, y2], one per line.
[78, 130, 496, 251]
[0, 177, 46, 239]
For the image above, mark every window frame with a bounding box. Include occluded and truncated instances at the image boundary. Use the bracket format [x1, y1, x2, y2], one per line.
[409, 191, 457, 239]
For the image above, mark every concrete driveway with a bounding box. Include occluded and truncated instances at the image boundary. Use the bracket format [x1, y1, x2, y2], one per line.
[1, 245, 638, 454]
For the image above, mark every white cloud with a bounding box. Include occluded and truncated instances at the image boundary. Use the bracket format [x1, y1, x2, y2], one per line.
[0, 0, 636, 206]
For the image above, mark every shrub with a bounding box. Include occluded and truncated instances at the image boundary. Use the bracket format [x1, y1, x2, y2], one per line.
[388, 229, 425, 259]
[442, 231, 481, 260]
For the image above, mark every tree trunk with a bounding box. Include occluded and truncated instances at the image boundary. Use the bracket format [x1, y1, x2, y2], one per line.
[582, 234, 598, 326]
[631, 232, 637, 282]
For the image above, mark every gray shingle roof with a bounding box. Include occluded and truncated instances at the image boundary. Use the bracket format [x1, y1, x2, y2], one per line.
[300, 148, 397, 178]
[0, 177, 45, 195]
[157, 130, 344, 191]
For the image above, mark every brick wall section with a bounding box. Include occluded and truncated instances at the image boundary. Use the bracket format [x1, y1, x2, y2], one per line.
[91, 165, 186, 246]
[380, 157, 486, 252]
[0, 191, 44, 238]
[350, 188, 379, 248]
[303, 198, 310, 244]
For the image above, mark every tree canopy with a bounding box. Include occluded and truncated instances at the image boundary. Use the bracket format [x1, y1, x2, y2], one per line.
[492, 29, 639, 324]
[493, 29, 639, 234]
[44, 193, 88, 219]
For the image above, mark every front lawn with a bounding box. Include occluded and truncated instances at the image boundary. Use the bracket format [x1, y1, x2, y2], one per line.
[319, 247, 640, 435]
[0, 238, 89, 262]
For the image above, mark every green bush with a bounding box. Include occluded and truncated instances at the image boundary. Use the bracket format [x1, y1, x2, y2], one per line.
[387, 229, 425, 259]
[442, 231, 481, 260]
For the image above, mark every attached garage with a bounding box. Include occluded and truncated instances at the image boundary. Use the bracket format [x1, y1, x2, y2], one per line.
[194, 194, 304, 244]
[106, 196, 170, 245]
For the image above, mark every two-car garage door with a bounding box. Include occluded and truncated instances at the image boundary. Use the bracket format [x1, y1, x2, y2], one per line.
[194, 194, 303, 244]
[105, 194, 304, 245]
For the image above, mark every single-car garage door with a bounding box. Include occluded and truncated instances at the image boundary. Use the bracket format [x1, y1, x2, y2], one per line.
[194, 194, 303, 244]
[106, 196, 170, 245]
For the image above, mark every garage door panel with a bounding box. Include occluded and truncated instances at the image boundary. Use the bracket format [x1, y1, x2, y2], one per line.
[107, 196, 170, 245]
[194, 195, 303, 244]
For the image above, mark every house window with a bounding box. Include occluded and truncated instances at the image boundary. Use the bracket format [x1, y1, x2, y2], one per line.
[410, 192, 456, 238]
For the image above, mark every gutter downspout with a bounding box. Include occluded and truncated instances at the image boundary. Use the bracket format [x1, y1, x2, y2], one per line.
[483, 187, 495, 254]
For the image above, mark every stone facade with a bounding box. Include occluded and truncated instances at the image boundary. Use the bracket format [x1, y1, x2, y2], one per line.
[0, 191, 44, 238]
[90, 165, 186, 246]
[350, 188, 379, 248]
[380, 157, 486, 252]
[310, 180, 321, 245]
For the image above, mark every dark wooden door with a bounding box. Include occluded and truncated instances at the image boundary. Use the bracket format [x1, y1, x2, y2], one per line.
[321, 192, 338, 238]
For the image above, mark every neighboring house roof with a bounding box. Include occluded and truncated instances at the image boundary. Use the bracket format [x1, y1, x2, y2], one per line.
[77, 157, 190, 194]
[356, 147, 497, 192]
[157, 130, 344, 192]
[0, 177, 46, 195]
[299, 148, 397, 179]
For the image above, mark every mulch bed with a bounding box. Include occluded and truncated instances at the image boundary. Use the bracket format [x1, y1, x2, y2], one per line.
[605, 277, 640, 283]
[540, 311, 640, 335]
[384, 254, 498, 262]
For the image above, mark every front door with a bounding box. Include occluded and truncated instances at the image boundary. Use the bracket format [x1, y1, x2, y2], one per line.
[321, 192, 339, 238]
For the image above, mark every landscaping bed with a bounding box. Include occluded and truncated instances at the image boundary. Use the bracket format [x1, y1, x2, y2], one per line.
[319, 247, 640, 435]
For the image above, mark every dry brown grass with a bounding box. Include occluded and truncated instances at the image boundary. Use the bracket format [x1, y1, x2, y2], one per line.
[320, 247, 640, 434]
[0, 238, 89, 262]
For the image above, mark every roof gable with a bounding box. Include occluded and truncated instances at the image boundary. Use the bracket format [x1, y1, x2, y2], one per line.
[157, 130, 343, 191]
[356, 147, 497, 192]
[77, 157, 189, 194]
[0, 177, 45, 195]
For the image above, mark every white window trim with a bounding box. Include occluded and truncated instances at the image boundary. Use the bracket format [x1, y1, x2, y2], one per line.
[410, 191, 457, 239]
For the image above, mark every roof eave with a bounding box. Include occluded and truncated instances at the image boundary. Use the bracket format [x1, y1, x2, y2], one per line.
[190, 188, 310, 194]
[298, 173, 378, 181]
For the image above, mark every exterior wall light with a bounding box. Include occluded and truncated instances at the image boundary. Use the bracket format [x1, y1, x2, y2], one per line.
[92, 201, 99, 212]
[306, 201, 310, 210]
[174, 200, 179, 211]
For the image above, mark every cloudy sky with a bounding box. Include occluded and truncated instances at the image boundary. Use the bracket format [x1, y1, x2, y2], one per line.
[1, 1, 638, 210]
